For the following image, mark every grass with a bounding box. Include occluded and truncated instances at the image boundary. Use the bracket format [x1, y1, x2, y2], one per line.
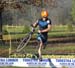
[3, 25, 24, 33]
[0, 25, 75, 57]
[2, 25, 75, 40]
[4, 25, 75, 32]
[20, 43, 75, 55]
[0, 43, 75, 57]
[2, 31, 75, 40]
[0, 43, 75, 68]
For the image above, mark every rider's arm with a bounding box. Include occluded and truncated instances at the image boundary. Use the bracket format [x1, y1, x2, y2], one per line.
[32, 20, 38, 28]
[41, 24, 51, 33]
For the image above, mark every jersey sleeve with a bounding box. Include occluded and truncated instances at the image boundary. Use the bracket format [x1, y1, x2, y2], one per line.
[47, 19, 51, 25]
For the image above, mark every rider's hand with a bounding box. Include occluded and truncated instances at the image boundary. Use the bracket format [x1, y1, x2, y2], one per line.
[31, 27, 35, 32]
[38, 30, 42, 33]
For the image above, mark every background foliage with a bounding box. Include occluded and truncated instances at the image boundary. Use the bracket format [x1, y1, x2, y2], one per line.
[71, 0, 75, 22]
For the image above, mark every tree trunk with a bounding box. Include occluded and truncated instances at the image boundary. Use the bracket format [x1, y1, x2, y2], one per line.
[0, 12, 2, 39]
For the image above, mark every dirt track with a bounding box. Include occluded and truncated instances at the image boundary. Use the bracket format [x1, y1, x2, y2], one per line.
[0, 36, 75, 57]
[30, 36, 75, 44]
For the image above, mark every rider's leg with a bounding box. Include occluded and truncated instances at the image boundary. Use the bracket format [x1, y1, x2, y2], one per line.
[38, 40, 43, 60]
[43, 41, 47, 49]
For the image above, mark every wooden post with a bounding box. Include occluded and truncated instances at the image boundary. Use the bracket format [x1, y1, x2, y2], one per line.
[9, 33, 11, 58]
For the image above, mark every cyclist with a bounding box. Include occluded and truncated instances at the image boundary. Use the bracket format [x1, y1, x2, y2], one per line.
[32, 10, 52, 60]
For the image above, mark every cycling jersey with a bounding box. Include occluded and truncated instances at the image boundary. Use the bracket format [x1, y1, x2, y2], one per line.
[37, 18, 51, 31]
[37, 18, 51, 44]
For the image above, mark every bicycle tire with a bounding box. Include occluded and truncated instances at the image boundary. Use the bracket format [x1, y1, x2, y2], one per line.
[16, 33, 32, 52]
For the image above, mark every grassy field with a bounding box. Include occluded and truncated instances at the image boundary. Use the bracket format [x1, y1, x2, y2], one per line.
[0, 42, 75, 58]
[2, 25, 75, 40]
[0, 25, 75, 58]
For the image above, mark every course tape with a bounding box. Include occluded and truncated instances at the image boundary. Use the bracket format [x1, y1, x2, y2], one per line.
[0, 58, 75, 68]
